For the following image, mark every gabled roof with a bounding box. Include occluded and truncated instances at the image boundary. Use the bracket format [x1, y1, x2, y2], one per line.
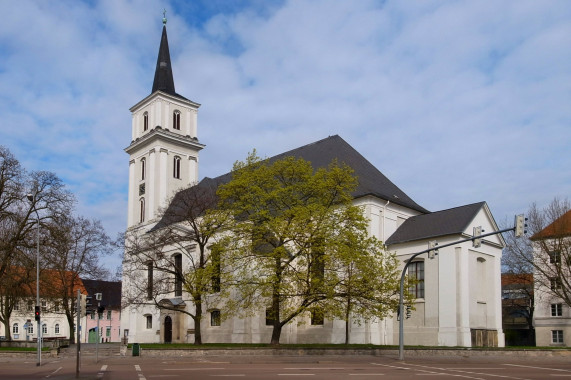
[530, 209, 571, 240]
[153, 135, 428, 230]
[81, 279, 122, 308]
[385, 202, 487, 246]
[151, 25, 188, 101]
[205, 135, 427, 211]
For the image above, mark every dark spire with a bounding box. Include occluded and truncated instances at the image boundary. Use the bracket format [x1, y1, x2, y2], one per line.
[152, 23, 176, 96]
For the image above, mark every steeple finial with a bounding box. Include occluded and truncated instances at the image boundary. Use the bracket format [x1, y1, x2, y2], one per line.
[163, 9, 167, 25]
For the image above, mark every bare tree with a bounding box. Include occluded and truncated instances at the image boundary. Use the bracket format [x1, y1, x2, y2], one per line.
[123, 181, 229, 344]
[42, 214, 112, 343]
[504, 197, 570, 308]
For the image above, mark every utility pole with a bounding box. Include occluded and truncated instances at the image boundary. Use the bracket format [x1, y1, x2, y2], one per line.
[76, 289, 81, 378]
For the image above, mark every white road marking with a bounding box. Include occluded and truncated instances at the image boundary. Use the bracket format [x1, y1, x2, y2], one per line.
[370, 363, 410, 370]
[505, 364, 571, 373]
[283, 367, 345, 370]
[135, 364, 142, 371]
[45, 366, 63, 378]
[349, 374, 385, 376]
[409, 363, 532, 380]
[164, 367, 226, 370]
[278, 375, 316, 376]
[96, 364, 108, 379]
[210, 376, 246, 377]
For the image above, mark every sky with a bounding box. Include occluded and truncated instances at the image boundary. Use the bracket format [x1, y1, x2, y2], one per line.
[1, 0, 570, 274]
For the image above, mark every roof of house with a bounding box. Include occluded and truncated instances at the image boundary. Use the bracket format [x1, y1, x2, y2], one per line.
[153, 135, 428, 230]
[385, 202, 487, 246]
[151, 24, 188, 101]
[1, 268, 87, 298]
[530, 209, 571, 240]
[81, 279, 122, 308]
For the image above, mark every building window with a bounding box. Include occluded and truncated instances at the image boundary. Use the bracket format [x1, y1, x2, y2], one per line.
[106, 326, 111, 337]
[408, 261, 425, 298]
[552, 330, 564, 344]
[173, 156, 181, 179]
[549, 250, 561, 264]
[173, 110, 181, 130]
[42, 324, 47, 335]
[28, 325, 33, 334]
[54, 302, 59, 312]
[12, 323, 18, 334]
[13, 302, 19, 311]
[551, 277, 562, 291]
[211, 245, 221, 292]
[107, 310, 112, 320]
[174, 254, 183, 297]
[55, 324, 60, 334]
[551, 303, 563, 317]
[311, 309, 324, 325]
[211, 310, 221, 326]
[139, 198, 145, 223]
[27, 300, 33, 311]
[265, 308, 274, 326]
[90, 311, 95, 320]
[147, 262, 153, 300]
[41, 299, 47, 312]
[141, 158, 146, 181]
[143, 112, 148, 132]
[146, 315, 152, 329]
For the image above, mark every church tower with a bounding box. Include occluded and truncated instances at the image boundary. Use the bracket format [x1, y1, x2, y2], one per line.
[125, 18, 205, 229]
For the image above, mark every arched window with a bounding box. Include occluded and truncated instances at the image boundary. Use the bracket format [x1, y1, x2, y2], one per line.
[147, 261, 153, 300]
[12, 323, 18, 334]
[143, 112, 149, 132]
[173, 110, 181, 130]
[141, 158, 146, 181]
[211, 310, 221, 326]
[55, 324, 60, 334]
[145, 315, 152, 329]
[173, 156, 181, 179]
[174, 254, 183, 297]
[42, 323, 47, 335]
[139, 198, 145, 223]
[408, 261, 424, 298]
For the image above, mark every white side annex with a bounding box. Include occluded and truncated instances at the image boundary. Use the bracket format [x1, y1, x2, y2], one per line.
[120, 22, 505, 347]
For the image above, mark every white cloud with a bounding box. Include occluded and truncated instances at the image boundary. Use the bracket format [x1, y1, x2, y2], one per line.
[0, 0, 569, 272]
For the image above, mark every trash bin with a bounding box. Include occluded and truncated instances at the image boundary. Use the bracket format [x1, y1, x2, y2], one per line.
[132, 343, 140, 356]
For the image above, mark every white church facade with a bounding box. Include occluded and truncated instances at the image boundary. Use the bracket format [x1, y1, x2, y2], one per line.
[120, 21, 505, 348]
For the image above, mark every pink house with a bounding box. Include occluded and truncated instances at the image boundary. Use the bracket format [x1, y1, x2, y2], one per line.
[82, 280, 122, 343]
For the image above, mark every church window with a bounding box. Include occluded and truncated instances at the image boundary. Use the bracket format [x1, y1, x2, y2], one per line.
[211, 310, 221, 326]
[311, 309, 324, 325]
[211, 244, 221, 292]
[147, 262, 153, 300]
[174, 254, 183, 297]
[145, 315, 152, 329]
[265, 308, 274, 326]
[143, 112, 149, 131]
[139, 198, 145, 223]
[408, 261, 424, 298]
[141, 158, 146, 181]
[173, 156, 181, 179]
[173, 110, 181, 130]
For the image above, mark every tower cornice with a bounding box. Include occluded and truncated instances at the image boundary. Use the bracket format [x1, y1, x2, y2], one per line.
[124, 126, 205, 155]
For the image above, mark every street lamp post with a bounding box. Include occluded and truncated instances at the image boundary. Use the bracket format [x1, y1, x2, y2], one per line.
[26, 193, 41, 367]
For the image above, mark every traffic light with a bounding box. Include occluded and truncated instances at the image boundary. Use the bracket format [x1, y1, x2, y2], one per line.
[34, 306, 40, 321]
[406, 305, 412, 319]
[428, 241, 438, 259]
[515, 214, 527, 237]
[473, 226, 482, 248]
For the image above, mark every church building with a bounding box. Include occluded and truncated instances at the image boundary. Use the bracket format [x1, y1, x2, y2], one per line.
[120, 20, 506, 348]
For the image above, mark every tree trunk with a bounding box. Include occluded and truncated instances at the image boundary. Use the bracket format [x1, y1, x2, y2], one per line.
[2, 320, 11, 341]
[271, 322, 282, 345]
[194, 296, 202, 345]
[345, 297, 351, 345]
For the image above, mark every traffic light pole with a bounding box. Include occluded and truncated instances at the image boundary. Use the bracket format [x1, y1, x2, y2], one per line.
[398, 225, 518, 361]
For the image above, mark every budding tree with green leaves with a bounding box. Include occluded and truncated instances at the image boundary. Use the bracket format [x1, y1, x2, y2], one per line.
[217, 152, 405, 345]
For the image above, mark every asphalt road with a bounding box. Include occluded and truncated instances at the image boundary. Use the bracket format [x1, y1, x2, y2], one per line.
[1, 353, 570, 379]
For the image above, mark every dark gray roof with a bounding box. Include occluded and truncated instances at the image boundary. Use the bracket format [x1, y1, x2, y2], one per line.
[151, 25, 188, 101]
[81, 279, 122, 308]
[385, 202, 486, 246]
[154, 135, 427, 231]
